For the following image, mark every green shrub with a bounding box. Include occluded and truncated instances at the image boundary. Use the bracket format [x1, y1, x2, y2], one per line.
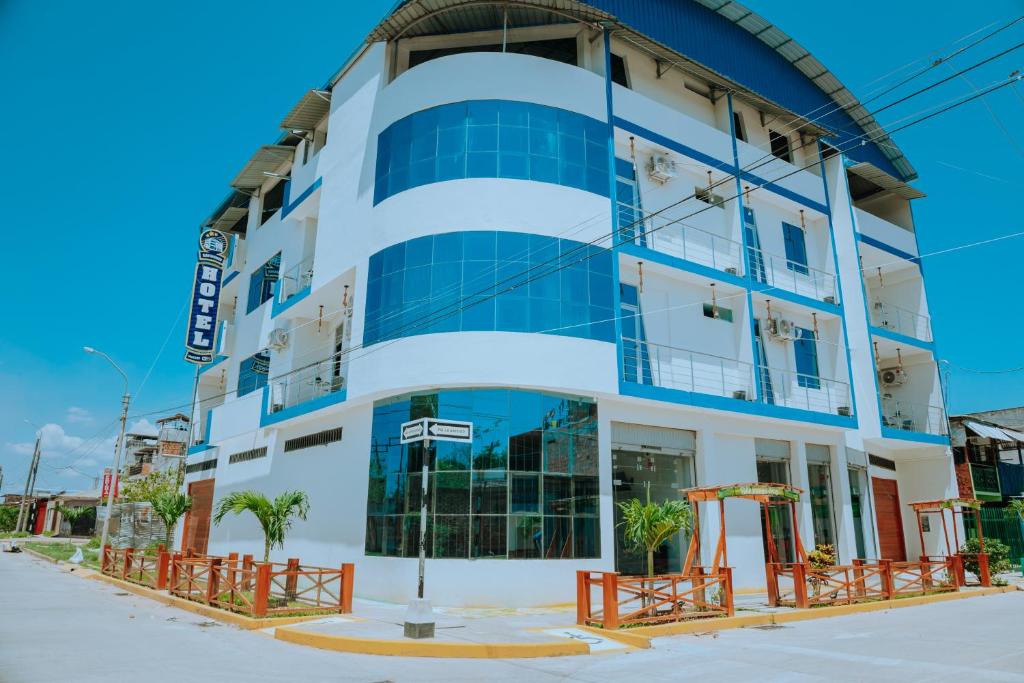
[960, 537, 1012, 575]
[0, 506, 18, 532]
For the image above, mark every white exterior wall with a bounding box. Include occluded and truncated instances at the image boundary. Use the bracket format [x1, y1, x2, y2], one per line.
[182, 36, 955, 607]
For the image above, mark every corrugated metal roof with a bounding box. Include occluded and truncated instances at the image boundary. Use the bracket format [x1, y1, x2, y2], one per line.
[280, 89, 331, 131]
[203, 191, 250, 234]
[230, 145, 294, 190]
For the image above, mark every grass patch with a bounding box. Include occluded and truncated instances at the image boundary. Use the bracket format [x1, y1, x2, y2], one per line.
[0, 532, 30, 539]
[24, 542, 100, 570]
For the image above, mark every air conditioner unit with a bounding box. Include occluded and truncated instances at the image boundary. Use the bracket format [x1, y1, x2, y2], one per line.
[767, 318, 796, 341]
[647, 154, 677, 183]
[267, 327, 289, 350]
[879, 367, 908, 387]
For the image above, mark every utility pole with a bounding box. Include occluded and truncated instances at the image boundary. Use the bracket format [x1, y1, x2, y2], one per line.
[16, 434, 41, 533]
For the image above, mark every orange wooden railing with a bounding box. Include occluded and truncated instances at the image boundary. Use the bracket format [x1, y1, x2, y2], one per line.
[951, 552, 991, 587]
[168, 553, 354, 618]
[768, 557, 959, 608]
[576, 568, 733, 629]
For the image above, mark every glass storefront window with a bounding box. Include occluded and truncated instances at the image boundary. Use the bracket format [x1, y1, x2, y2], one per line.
[756, 456, 796, 564]
[365, 388, 600, 560]
[807, 462, 836, 548]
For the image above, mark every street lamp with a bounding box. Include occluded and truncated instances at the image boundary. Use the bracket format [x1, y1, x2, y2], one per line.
[84, 346, 131, 551]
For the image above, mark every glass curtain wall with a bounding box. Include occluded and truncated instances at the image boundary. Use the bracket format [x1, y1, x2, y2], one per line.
[366, 389, 600, 560]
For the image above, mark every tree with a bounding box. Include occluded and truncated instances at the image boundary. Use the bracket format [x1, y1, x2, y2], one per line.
[118, 470, 176, 504]
[1008, 499, 1024, 523]
[55, 505, 95, 536]
[213, 490, 310, 562]
[151, 492, 192, 549]
[0, 506, 18, 533]
[618, 485, 692, 577]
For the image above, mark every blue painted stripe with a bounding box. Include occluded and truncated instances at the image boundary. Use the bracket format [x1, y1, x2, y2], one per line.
[222, 270, 240, 287]
[856, 233, 919, 263]
[881, 426, 950, 445]
[271, 284, 312, 319]
[281, 177, 323, 219]
[621, 242, 746, 288]
[747, 281, 841, 315]
[870, 326, 934, 351]
[259, 385, 348, 427]
[620, 380, 857, 429]
[198, 355, 228, 375]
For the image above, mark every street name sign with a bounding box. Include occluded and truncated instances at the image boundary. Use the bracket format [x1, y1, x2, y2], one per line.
[400, 418, 473, 444]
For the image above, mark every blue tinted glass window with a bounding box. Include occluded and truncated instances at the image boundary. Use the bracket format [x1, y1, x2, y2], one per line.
[794, 328, 821, 389]
[782, 222, 809, 275]
[374, 100, 610, 204]
[237, 350, 270, 397]
[363, 232, 614, 346]
[246, 253, 280, 314]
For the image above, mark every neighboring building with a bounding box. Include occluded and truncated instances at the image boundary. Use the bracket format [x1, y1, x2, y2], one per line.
[52, 489, 101, 537]
[181, 0, 955, 606]
[122, 414, 189, 480]
[949, 410, 1024, 559]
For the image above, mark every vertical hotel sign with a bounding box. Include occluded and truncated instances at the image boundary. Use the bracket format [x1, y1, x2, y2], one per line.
[184, 229, 229, 364]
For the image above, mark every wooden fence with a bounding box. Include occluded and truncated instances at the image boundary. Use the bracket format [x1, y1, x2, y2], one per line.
[101, 546, 354, 618]
[577, 568, 733, 629]
[168, 553, 354, 618]
[767, 557, 959, 608]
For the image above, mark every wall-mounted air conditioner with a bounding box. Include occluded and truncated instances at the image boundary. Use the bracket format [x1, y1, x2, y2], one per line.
[647, 154, 677, 183]
[767, 318, 796, 342]
[878, 367, 908, 387]
[268, 327, 289, 350]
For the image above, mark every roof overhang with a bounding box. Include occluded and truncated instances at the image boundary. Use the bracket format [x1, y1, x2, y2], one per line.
[965, 420, 1024, 443]
[280, 89, 332, 131]
[846, 161, 925, 200]
[203, 191, 251, 234]
[230, 145, 295, 190]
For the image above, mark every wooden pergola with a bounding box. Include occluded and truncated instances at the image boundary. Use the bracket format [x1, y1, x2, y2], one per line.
[681, 482, 805, 574]
[908, 497, 989, 586]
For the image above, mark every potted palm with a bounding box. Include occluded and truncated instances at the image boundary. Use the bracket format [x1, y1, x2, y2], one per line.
[212, 490, 310, 563]
[618, 486, 692, 578]
[151, 492, 192, 550]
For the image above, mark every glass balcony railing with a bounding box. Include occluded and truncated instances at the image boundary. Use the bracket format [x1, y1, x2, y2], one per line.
[277, 256, 314, 303]
[620, 203, 744, 276]
[622, 337, 755, 400]
[756, 365, 852, 416]
[748, 248, 837, 303]
[879, 397, 947, 435]
[268, 351, 346, 414]
[868, 300, 932, 342]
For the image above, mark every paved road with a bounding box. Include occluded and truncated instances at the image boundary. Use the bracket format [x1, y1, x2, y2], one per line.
[2, 552, 1023, 683]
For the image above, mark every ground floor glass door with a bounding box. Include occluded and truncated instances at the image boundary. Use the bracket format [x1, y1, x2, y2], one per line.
[756, 459, 795, 563]
[849, 467, 868, 558]
[612, 448, 694, 575]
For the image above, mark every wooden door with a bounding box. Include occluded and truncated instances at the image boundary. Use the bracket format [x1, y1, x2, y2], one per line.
[181, 479, 215, 555]
[872, 477, 906, 561]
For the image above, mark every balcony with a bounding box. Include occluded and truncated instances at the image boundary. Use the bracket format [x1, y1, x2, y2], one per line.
[278, 256, 314, 304]
[624, 204, 743, 277]
[879, 397, 947, 436]
[749, 248, 836, 304]
[268, 352, 346, 415]
[216, 321, 233, 357]
[969, 463, 1002, 501]
[623, 338, 754, 399]
[999, 462, 1024, 497]
[621, 339, 850, 416]
[868, 300, 931, 342]
[758, 365, 851, 416]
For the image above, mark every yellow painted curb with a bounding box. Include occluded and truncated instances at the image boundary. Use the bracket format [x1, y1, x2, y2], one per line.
[578, 625, 651, 649]
[85, 572, 343, 630]
[20, 547, 60, 564]
[275, 626, 589, 658]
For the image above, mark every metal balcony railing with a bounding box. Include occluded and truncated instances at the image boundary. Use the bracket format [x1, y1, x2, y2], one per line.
[277, 256, 314, 303]
[622, 338, 755, 400]
[757, 365, 852, 416]
[969, 463, 1001, 497]
[268, 352, 346, 414]
[879, 397, 947, 435]
[749, 248, 837, 303]
[868, 300, 932, 342]
[216, 321, 233, 356]
[620, 203, 743, 276]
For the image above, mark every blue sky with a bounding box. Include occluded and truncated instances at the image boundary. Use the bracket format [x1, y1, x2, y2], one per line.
[1, 0, 1022, 494]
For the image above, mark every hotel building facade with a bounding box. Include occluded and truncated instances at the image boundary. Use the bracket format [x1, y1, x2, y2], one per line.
[180, 0, 955, 606]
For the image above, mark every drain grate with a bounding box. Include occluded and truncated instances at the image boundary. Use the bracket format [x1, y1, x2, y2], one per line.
[751, 624, 789, 630]
[113, 592, 131, 596]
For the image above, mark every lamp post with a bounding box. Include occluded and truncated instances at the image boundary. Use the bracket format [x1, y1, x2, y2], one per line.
[84, 346, 130, 551]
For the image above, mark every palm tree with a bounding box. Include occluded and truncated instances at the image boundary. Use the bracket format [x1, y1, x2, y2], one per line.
[618, 485, 692, 577]
[212, 490, 310, 562]
[55, 505, 94, 537]
[151, 492, 192, 549]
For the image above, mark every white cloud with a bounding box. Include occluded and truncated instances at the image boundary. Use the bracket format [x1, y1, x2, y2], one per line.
[66, 406, 93, 424]
[6, 423, 86, 459]
[126, 418, 158, 437]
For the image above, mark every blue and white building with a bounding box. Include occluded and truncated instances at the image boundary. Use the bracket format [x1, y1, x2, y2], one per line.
[181, 0, 954, 606]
